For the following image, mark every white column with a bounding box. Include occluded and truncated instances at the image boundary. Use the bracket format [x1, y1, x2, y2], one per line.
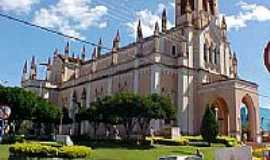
[150, 65, 161, 94]
[177, 68, 194, 134]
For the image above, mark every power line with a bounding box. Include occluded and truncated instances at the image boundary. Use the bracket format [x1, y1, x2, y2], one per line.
[0, 12, 111, 51]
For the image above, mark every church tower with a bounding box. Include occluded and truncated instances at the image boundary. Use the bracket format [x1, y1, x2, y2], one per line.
[175, 0, 219, 27]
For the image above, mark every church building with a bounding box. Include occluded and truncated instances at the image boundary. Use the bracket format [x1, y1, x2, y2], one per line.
[22, 0, 261, 142]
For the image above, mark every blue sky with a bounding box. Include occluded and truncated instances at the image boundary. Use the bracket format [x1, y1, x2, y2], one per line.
[0, 0, 270, 107]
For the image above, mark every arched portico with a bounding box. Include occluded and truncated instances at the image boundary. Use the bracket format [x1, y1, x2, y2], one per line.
[197, 79, 260, 142]
[241, 94, 257, 141]
[210, 97, 229, 135]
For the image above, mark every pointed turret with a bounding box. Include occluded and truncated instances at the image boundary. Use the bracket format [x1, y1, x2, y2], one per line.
[30, 56, 37, 80]
[53, 48, 58, 57]
[113, 30, 120, 51]
[154, 21, 160, 53]
[23, 60, 28, 74]
[64, 42, 70, 56]
[232, 52, 238, 78]
[22, 60, 28, 81]
[76, 54, 80, 63]
[154, 21, 160, 36]
[46, 57, 52, 81]
[92, 47, 98, 60]
[137, 20, 143, 42]
[81, 45, 86, 61]
[162, 8, 167, 32]
[185, 0, 192, 27]
[47, 57, 52, 70]
[97, 38, 102, 57]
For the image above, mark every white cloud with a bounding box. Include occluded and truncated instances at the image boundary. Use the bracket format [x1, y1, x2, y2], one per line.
[126, 3, 173, 39]
[33, 0, 108, 39]
[226, 1, 270, 30]
[0, 0, 39, 14]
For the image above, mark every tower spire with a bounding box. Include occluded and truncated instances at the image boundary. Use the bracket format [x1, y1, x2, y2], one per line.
[221, 16, 227, 30]
[113, 30, 120, 51]
[162, 8, 167, 32]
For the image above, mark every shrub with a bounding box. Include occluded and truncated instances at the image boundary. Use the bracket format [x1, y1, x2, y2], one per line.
[59, 146, 92, 158]
[2, 135, 25, 144]
[200, 106, 219, 146]
[9, 142, 92, 158]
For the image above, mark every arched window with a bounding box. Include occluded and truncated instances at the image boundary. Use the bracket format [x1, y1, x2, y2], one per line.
[81, 88, 86, 108]
[70, 91, 78, 119]
[172, 45, 176, 56]
[181, 0, 195, 15]
[214, 47, 220, 64]
[204, 43, 208, 62]
[209, 45, 213, 64]
[203, 0, 208, 12]
[209, 0, 215, 15]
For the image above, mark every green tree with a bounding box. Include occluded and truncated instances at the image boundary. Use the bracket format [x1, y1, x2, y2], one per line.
[200, 106, 219, 146]
[111, 92, 141, 138]
[0, 86, 61, 133]
[138, 94, 176, 138]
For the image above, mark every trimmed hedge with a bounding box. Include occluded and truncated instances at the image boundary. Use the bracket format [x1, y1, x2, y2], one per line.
[147, 137, 189, 146]
[72, 137, 152, 147]
[9, 142, 92, 159]
[183, 136, 239, 147]
[216, 136, 239, 147]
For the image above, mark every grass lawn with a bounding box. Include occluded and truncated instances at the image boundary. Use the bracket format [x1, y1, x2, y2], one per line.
[0, 145, 9, 160]
[0, 144, 223, 160]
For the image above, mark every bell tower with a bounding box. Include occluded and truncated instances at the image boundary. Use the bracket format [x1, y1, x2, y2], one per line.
[175, 0, 219, 27]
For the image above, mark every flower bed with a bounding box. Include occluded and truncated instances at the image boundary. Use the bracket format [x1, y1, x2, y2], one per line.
[9, 142, 92, 159]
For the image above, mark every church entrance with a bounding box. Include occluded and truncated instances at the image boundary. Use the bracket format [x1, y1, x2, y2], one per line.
[240, 94, 257, 141]
[211, 98, 229, 135]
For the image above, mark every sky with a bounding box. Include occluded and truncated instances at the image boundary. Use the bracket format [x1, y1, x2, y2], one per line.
[0, 0, 270, 108]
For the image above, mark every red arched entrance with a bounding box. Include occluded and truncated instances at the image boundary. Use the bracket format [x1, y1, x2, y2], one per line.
[211, 97, 229, 135]
[241, 94, 257, 141]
